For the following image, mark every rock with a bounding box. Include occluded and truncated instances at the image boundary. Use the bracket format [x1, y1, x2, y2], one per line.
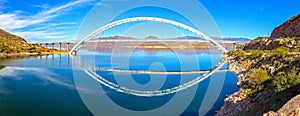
[264, 95, 300, 116]
[270, 14, 300, 39]
[288, 108, 300, 116]
[294, 108, 300, 116]
[243, 37, 298, 50]
[277, 95, 300, 115]
[243, 37, 272, 50]
[263, 111, 278, 116]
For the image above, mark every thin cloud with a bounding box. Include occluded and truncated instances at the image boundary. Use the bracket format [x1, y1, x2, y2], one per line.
[30, 22, 77, 31]
[13, 31, 68, 40]
[0, 0, 95, 42]
[34, 4, 50, 9]
[0, 13, 31, 30]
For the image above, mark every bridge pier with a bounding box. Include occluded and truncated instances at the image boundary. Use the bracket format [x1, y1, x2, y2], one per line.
[59, 42, 62, 51]
[233, 42, 237, 51]
[45, 43, 49, 48]
[66, 43, 70, 51]
[51, 43, 55, 50]
[70, 50, 77, 56]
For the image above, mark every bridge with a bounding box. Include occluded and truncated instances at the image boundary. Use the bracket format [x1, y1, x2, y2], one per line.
[69, 17, 228, 55]
[33, 42, 73, 51]
[70, 17, 229, 97]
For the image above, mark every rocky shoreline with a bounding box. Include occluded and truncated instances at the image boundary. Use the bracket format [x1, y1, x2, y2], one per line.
[216, 54, 300, 116]
[215, 56, 249, 116]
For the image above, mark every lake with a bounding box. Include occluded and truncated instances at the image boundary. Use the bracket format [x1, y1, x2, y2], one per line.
[0, 49, 238, 116]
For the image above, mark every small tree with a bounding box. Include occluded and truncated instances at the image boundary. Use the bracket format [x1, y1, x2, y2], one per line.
[272, 67, 300, 92]
[247, 68, 271, 90]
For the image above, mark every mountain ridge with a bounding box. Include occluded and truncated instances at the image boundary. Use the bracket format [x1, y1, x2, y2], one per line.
[95, 35, 251, 42]
[270, 13, 300, 39]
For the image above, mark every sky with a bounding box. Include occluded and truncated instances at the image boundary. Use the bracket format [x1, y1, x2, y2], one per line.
[0, 0, 299, 42]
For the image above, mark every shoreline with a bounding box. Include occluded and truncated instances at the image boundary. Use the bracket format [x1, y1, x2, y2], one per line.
[217, 52, 300, 115]
[215, 55, 248, 115]
[0, 52, 69, 58]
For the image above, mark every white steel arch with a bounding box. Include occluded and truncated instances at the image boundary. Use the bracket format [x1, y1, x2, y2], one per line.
[69, 17, 228, 55]
[71, 17, 229, 97]
[84, 58, 227, 97]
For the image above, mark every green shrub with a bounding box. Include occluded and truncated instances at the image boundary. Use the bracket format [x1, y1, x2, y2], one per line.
[272, 68, 300, 92]
[0, 65, 5, 70]
[247, 69, 271, 90]
[298, 42, 300, 52]
[246, 50, 263, 59]
[227, 50, 246, 59]
[274, 46, 290, 53]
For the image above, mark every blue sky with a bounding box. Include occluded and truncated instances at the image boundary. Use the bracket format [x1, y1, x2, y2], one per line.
[0, 0, 299, 42]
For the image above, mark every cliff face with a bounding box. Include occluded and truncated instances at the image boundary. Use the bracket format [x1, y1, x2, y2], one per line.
[244, 14, 300, 50]
[270, 14, 300, 39]
[218, 13, 300, 116]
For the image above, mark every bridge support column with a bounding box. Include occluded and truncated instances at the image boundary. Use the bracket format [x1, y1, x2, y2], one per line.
[59, 42, 62, 51]
[51, 43, 55, 50]
[66, 43, 70, 51]
[233, 42, 237, 51]
[71, 50, 77, 56]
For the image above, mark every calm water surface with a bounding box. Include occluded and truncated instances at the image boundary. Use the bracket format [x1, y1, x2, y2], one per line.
[0, 50, 238, 116]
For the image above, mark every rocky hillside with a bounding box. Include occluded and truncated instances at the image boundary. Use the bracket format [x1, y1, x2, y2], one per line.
[270, 14, 300, 39]
[243, 37, 299, 50]
[217, 47, 300, 115]
[0, 29, 46, 53]
[217, 13, 300, 116]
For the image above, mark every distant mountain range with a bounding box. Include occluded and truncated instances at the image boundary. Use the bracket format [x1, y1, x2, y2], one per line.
[95, 36, 251, 42]
[175, 36, 251, 42]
